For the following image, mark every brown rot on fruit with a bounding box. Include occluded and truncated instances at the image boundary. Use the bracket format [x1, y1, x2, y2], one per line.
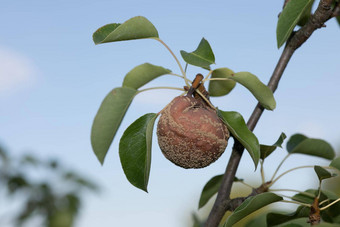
[157, 74, 229, 168]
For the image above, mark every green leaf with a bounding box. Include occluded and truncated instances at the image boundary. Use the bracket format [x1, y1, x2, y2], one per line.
[330, 157, 340, 172]
[280, 223, 303, 227]
[7, 175, 29, 193]
[122, 63, 171, 89]
[91, 87, 137, 164]
[314, 166, 333, 182]
[317, 223, 340, 227]
[93, 16, 159, 44]
[260, 132, 287, 160]
[0, 146, 8, 163]
[119, 113, 157, 192]
[208, 68, 236, 97]
[192, 213, 203, 227]
[210, 69, 275, 110]
[276, 0, 314, 48]
[337, 16, 340, 27]
[244, 213, 267, 227]
[198, 174, 223, 209]
[297, 0, 314, 26]
[198, 174, 243, 209]
[180, 38, 215, 70]
[286, 134, 308, 153]
[232, 72, 276, 110]
[218, 110, 260, 169]
[288, 135, 335, 160]
[292, 191, 316, 204]
[266, 206, 310, 227]
[234, 176, 244, 182]
[223, 192, 283, 227]
[322, 190, 340, 201]
[48, 208, 74, 227]
[275, 218, 340, 227]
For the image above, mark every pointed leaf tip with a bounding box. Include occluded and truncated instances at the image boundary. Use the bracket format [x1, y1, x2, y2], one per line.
[218, 110, 260, 169]
[119, 113, 157, 192]
[232, 72, 276, 110]
[276, 0, 314, 48]
[223, 192, 283, 227]
[260, 132, 287, 160]
[314, 165, 333, 182]
[210, 70, 276, 110]
[91, 87, 137, 164]
[199, 174, 244, 209]
[93, 16, 159, 44]
[198, 174, 223, 209]
[180, 38, 215, 70]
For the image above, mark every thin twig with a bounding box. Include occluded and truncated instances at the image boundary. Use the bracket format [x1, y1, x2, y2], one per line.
[203, 70, 214, 82]
[203, 78, 233, 82]
[155, 38, 190, 86]
[195, 89, 216, 110]
[238, 181, 254, 189]
[260, 160, 265, 184]
[320, 198, 340, 210]
[137, 86, 185, 94]
[270, 165, 333, 186]
[271, 154, 291, 181]
[168, 72, 186, 79]
[319, 199, 330, 206]
[280, 200, 312, 207]
[269, 188, 315, 198]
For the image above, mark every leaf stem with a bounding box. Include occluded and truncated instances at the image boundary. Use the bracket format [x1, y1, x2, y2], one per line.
[273, 193, 295, 200]
[270, 165, 334, 186]
[195, 89, 216, 110]
[269, 188, 315, 198]
[155, 38, 190, 86]
[317, 183, 322, 200]
[319, 199, 330, 206]
[320, 198, 340, 211]
[280, 200, 312, 207]
[239, 181, 254, 189]
[203, 77, 233, 82]
[168, 72, 186, 79]
[138, 86, 185, 94]
[260, 160, 265, 184]
[203, 70, 214, 82]
[270, 153, 290, 182]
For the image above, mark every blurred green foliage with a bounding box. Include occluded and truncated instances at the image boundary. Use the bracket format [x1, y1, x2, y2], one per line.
[0, 146, 98, 227]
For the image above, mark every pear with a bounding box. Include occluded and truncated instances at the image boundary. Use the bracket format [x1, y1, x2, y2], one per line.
[157, 95, 229, 168]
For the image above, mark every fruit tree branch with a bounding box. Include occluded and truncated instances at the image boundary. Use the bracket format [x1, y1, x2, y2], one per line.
[205, 1, 335, 226]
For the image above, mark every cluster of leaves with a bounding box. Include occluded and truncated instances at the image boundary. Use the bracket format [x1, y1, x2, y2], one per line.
[90, 0, 340, 225]
[196, 133, 340, 226]
[0, 147, 98, 227]
[91, 16, 276, 192]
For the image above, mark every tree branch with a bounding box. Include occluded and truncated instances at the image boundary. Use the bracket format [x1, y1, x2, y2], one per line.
[333, 0, 340, 17]
[204, 1, 334, 226]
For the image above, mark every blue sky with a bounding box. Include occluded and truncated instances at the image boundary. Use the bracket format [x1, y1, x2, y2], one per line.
[1, 1, 340, 226]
